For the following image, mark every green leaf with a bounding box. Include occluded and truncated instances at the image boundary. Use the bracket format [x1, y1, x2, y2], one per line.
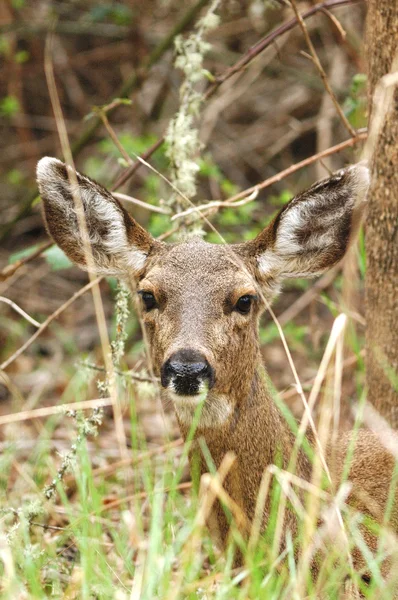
[0, 95, 20, 118]
[100, 133, 158, 158]
[9, 244, 41, 263]
[89, 4, 133, 25]
[44, 246, 73, 270]
[7, 169, 24, 186]
[269, 189, 293, 206]
[15, 50, 29, 64]
[0, 38, 10, 56]
[198, 156, 222, 179]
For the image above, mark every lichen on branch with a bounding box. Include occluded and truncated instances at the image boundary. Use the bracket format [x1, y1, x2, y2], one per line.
[165, 0, 220, 217]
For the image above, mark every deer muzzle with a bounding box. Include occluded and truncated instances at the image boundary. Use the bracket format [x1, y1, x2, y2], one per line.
[161, 348, 215, 396]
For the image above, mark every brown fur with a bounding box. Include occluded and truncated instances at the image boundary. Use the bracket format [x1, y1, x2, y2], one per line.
[37, 158, 397, 591]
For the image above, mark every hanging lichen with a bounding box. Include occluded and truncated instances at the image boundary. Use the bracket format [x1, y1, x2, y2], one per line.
[165, 0, 221, 222]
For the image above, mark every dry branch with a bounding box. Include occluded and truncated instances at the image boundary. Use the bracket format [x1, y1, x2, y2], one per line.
[0, 21, 130, 39]
[0, 277, 102, 371]
[0, 240, 53, 282]
[209, 0, 360, 90]
[170, 133, 367, 222]
[290, 0, 356, 138]
[107, 0, 364, 188]
[0, 296, 40, 328]
[0, 0, 363, 243]
[0, 397, 112, 427]
[0, 0, 209, 242]
[223, 132, 366, 205]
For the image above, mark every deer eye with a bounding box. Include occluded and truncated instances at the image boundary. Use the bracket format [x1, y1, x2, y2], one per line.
[139, 291, 157, 311]
[235, 295, 254, 315]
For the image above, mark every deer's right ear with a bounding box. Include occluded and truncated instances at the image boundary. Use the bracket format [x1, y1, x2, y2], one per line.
[37, 157, 155, 276]
[245, 163, 369, 286]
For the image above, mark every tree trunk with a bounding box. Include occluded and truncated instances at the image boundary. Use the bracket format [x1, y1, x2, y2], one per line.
[365, 1, 398, 427]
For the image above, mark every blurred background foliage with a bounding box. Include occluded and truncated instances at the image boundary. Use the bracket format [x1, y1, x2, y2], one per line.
[0, 0, 368, 421]
[0, 2, 371, 595]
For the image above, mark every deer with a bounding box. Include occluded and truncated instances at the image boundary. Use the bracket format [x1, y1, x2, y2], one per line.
[36, 157, 398, 592]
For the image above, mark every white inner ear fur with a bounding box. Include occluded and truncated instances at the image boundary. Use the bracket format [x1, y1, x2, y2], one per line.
[257, 199, 330, 279]
[69, 181, 148, 273]
[37, 157, 148, 274]
[257, 163, 370, 279]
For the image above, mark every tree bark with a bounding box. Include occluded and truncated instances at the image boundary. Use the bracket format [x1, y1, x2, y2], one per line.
[365, 0, 398, 427]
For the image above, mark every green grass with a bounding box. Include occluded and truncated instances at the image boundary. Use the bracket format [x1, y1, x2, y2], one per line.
[1, 377, 398, 598]
[1, 277, 397, 599]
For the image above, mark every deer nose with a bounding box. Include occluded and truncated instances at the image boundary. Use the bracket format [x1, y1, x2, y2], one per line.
[161, 349, 215, 396]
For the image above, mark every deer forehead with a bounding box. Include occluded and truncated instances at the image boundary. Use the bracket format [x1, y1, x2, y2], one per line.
[142, 238, 256, 294]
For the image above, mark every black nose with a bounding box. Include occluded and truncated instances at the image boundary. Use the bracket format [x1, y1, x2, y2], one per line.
[161, 348, 215, 396]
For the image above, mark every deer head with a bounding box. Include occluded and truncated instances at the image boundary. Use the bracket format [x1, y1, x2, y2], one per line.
[37, 157, 369, 430]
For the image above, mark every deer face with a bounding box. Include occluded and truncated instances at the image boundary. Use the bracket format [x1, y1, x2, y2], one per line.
[37, 158, 369, 429]
[137, 238, 266, 427]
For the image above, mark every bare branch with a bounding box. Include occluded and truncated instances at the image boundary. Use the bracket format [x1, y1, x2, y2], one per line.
[0, 397, 112, 427]
[171, 190, 259, 221]
[109, 0, 364, 188]
[277, 266, 340, 326]
[223, 132, 367, 205]
[0, 240, 53, 282]
[289, 0, 356, 137]
[112, 192, 171, 215]
[0, 278, 103, 371]
[81, 361, 160, 384]
[0, 0, 210, 243]
[208, 0, 358, 91]
[0, 296, 41, 328]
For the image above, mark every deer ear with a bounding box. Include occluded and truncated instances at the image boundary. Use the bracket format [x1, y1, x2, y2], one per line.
[249, 163, 370, 282]
[37, 157, 155, 276]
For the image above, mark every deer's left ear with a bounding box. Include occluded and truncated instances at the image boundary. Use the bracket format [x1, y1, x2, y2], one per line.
[247, 163, 370, 281]
[37, 157, 157, 276]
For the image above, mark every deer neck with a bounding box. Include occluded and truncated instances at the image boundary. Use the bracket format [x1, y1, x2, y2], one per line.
[177, 351, 312, 529]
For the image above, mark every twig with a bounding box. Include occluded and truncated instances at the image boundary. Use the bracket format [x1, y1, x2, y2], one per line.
[95, 108, 132, 165]
[207, 0, 358, 91]
[171, 190, 259, 221]
[111, 138, 165, 190]
[171, 133, 366, 221]
[0, 397, 112, 427]
[109, 0, 364, 189]
[320, 8, 347, 39]
[98, 481, 193, 512]
[0, 21, 130, 38]
[0, 0, 209, 243]
[63, 439, 183, 488]
[0, 296, 41, 328]
[289, 0, 356, 138]
[112, 192, 171, 215]
[281, 350, 364, 400]
[81, 361, 159, 384]
[0, 277, 103, 370]
[0, 240, 53, 282]
[171, 133, 366, 222]
[223, 132, 366, 205]
[30, 522, 66, 532]
[277, 266, 340, 326]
